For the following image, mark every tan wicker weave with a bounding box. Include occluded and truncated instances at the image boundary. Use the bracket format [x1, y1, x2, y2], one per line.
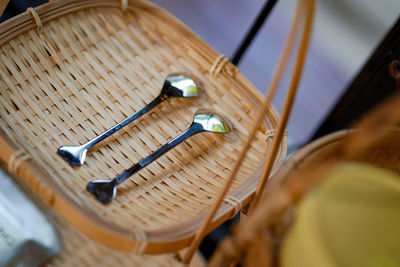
[0, 0, 286, 253]
[45, 209, 186, 266]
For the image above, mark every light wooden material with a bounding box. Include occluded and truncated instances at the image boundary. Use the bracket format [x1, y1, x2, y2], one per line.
[45, 209, 185, 267]
[249, 0, 315, 211]
[0, 0, 286, 254]
[42, 205, 206, 266]
[210, 92, 400, 266]
[182, 0, 308, 262]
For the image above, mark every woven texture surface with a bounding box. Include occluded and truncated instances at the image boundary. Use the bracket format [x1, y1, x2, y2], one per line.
[0, 0, 286, 250]
[45, 211, 184, 266]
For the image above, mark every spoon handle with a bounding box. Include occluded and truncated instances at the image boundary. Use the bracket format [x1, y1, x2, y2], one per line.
[113, 122, 203, 185]
[84, 95, 164, 150]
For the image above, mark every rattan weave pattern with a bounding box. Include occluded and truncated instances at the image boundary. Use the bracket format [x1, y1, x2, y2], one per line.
[0, 0, 286, 252]
[45, 211, 184, 266]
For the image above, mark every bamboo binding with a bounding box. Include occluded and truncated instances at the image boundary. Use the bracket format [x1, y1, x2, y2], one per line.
[0, 0, 286, 253]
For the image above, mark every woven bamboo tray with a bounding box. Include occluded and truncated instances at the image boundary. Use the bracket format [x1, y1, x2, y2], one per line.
[0, 0, 286, 254]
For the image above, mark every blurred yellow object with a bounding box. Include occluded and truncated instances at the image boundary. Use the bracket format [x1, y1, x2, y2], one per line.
[280, 163, 400, 267]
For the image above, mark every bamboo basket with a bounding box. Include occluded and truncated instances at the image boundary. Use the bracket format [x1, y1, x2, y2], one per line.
[209, 91, 400, 266]
[0, 0, 286, 254]
[275, 128, 400, 189]
[276, 127, 400, 186]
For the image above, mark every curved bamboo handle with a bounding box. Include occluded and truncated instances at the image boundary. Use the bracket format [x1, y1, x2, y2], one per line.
[182, 0, 315, 263]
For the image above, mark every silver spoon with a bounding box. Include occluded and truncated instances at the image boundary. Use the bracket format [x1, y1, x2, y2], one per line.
[58, 74, 200, 166]
[87, 110, 230, 203]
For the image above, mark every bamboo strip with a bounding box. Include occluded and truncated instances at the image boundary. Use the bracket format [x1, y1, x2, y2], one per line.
[250, 0, 315, 211]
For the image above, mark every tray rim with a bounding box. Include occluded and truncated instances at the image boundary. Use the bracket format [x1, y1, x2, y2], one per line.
[0, 0, 287, 253]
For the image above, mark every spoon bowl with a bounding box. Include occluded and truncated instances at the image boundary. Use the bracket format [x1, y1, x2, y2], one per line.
[162, 73, 201, 98]
[193, 110, 230, 134]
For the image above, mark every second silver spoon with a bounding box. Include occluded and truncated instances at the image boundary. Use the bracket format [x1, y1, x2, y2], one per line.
[87, 110, 230, 203]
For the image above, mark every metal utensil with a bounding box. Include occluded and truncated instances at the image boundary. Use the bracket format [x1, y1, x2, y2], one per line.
[58, 74, 200, 166]
[87, 110, 230, 203]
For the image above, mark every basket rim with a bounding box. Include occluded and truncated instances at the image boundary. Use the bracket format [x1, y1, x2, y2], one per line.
[279, 126, 400, 183]
[287, 130, 351, 166]
[0, 0, 287, 253]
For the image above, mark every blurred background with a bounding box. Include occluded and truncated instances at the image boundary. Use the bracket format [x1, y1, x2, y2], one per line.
[150, 0, 399, 150]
